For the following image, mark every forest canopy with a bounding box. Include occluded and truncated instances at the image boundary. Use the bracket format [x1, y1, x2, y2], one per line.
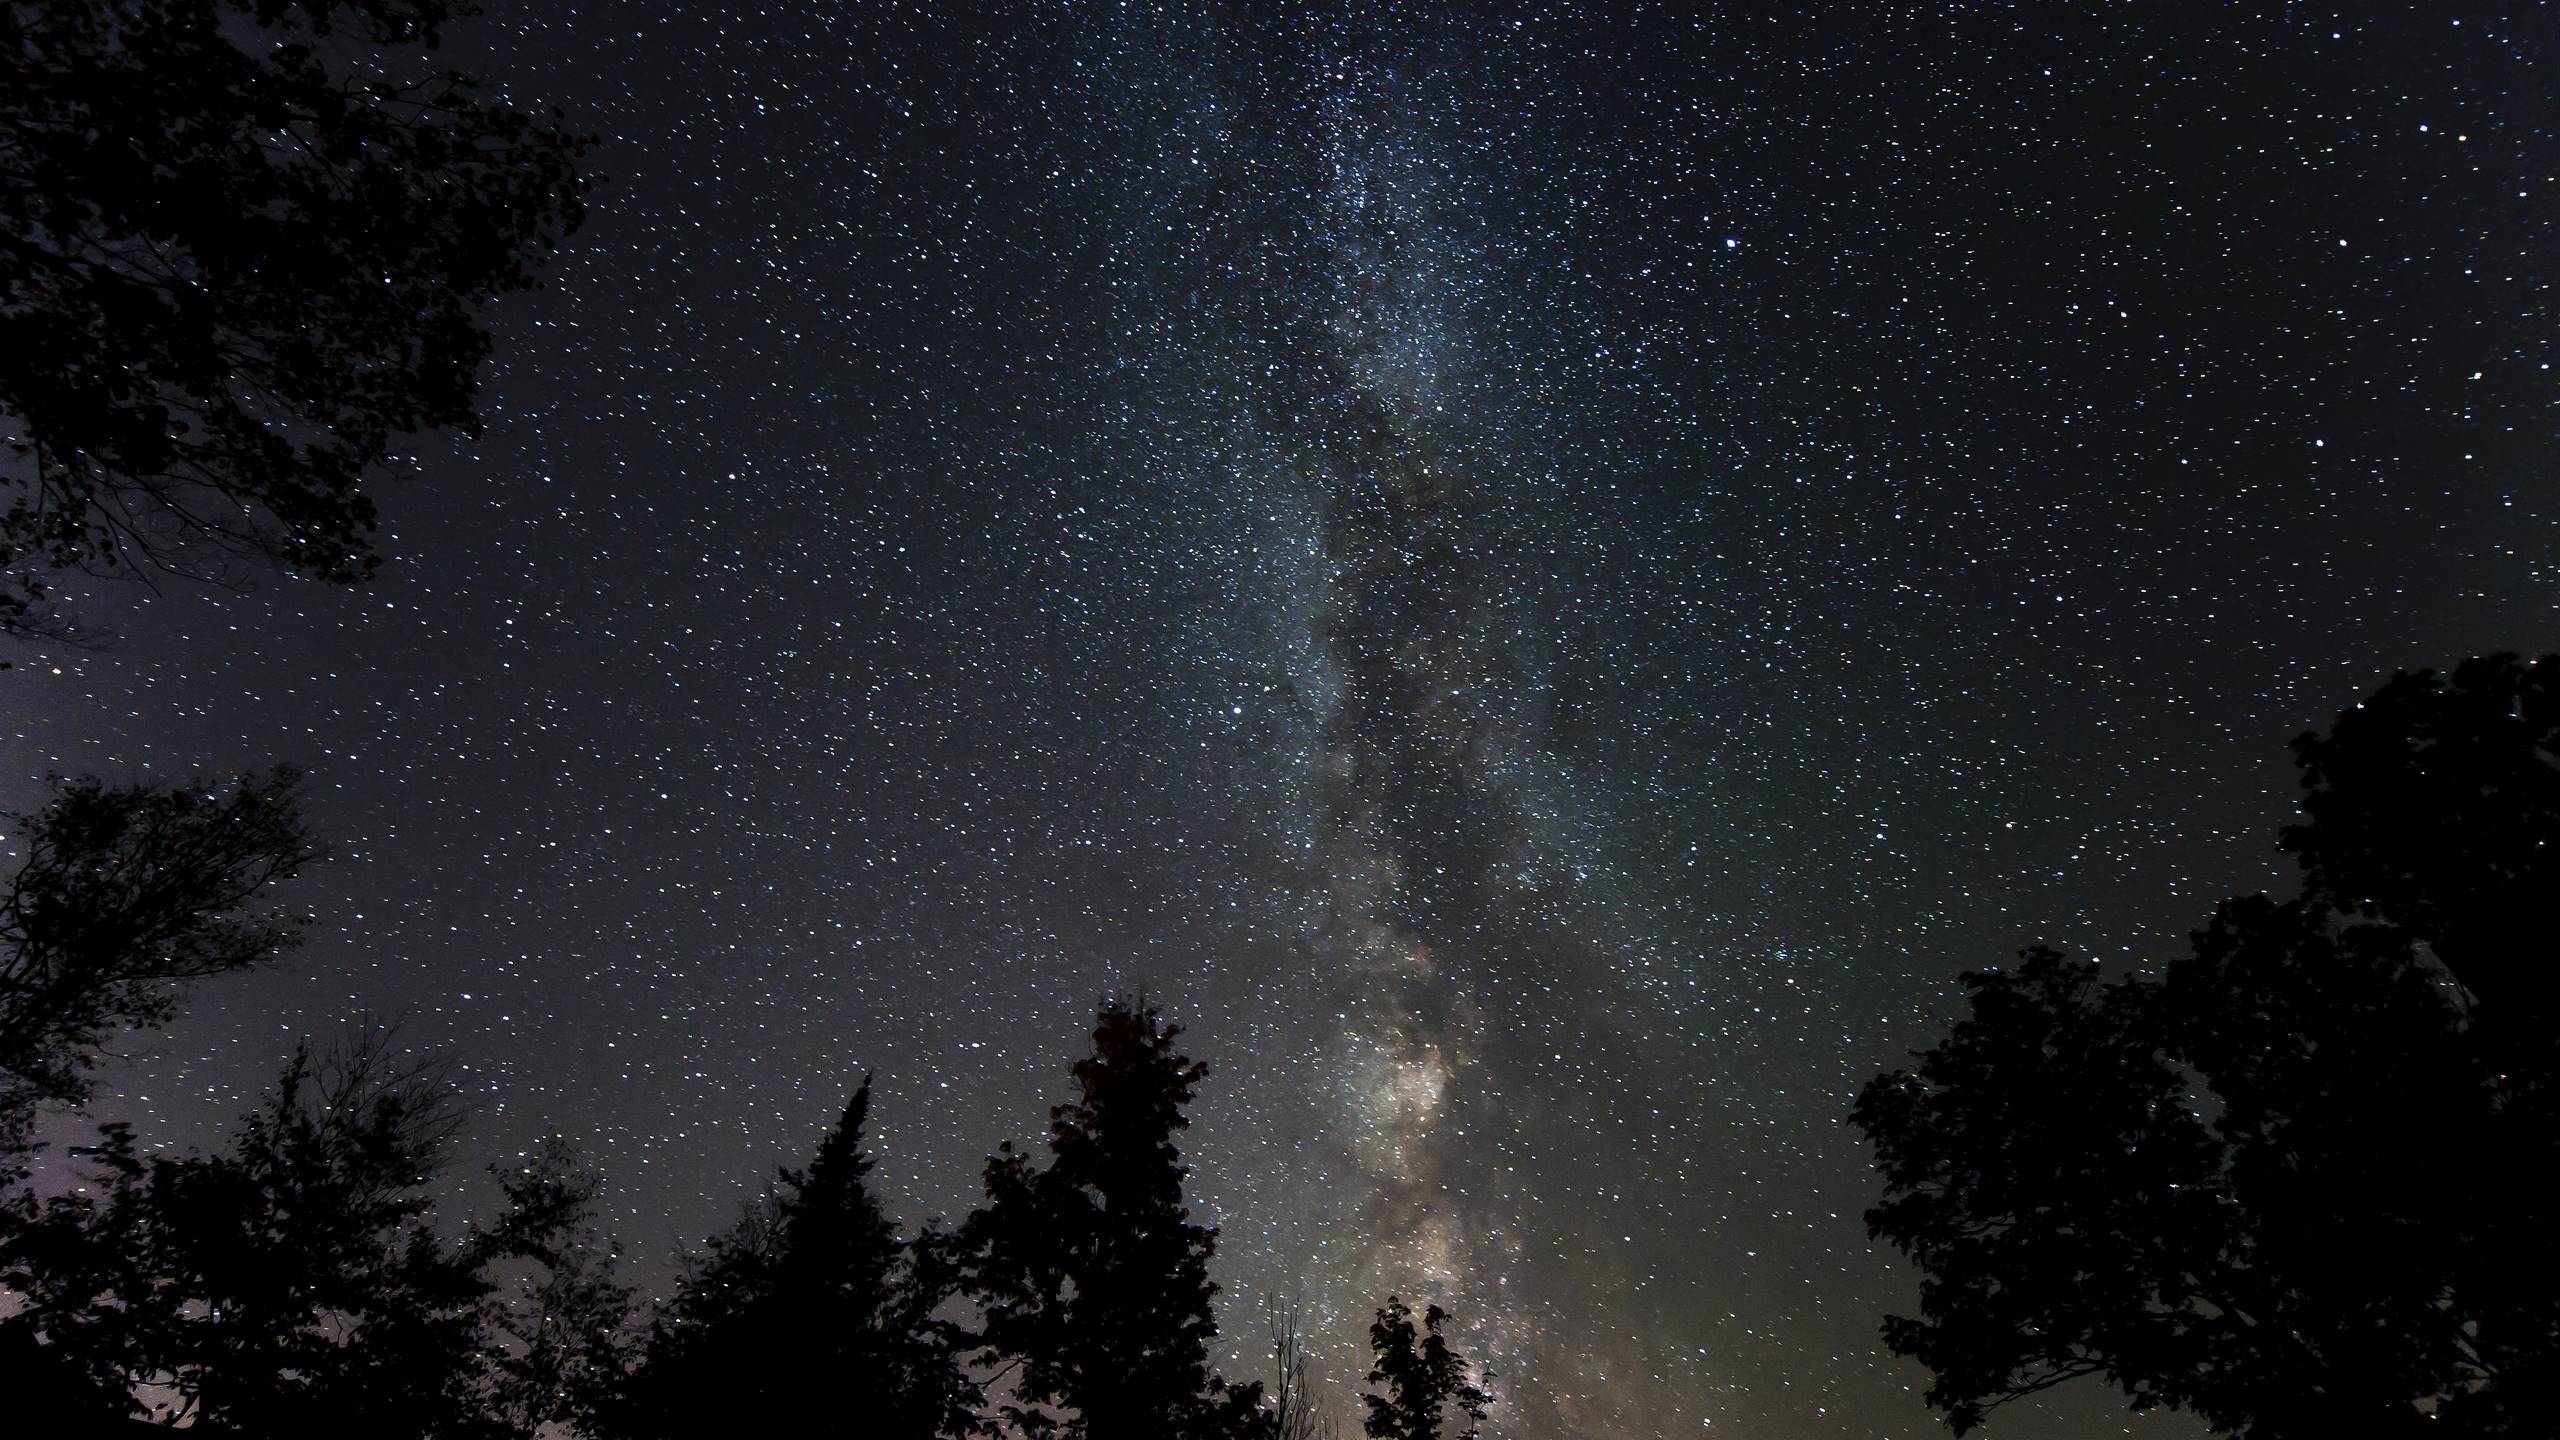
[0, 0, 587, 641]
[1852, 654, 2560, 1438]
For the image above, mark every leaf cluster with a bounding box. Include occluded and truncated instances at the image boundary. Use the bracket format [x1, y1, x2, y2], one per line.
[1851, 654, 2560, 1437]
[1, 1031, 629, 1437]
[1, 0, 588, 636]
[1361, 1297, 1488, 1440]
[962, 998, 1265, 1440]
[0, 768, 316, 1122]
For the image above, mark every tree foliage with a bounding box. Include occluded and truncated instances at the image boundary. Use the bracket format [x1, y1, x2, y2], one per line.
[1851, 655, 2560, 1438]
[2281, 652, 2560, 1022]
[610, 1076, 978, 1440]
[478, 1140, 639, 1440]
[0, 1031, 626, 1437]
[3, 975, 1477, 1438]
[0, 0, 588, 638]
[0, 769, 315, 1124]
[1360, 1298, 1488, 1440]
[965, 997, 1266, 1440]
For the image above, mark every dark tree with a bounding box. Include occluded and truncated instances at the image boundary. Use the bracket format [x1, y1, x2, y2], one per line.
[0, 0, 588, 640]
[1851, 660, 2559, 1438]
[0, 1031, 614, 1436]
[1360, 1298, 1488, 1440]
[965, 997, 1265, 1440]
[2282, 653, 2560, 1021]
[1268, 1298, 1339, 1440]
[612, 1076, 978, 1440]
[478, 1142, 639, 1440]
[1850, 947, 2221, 1431]
[608, 1195, 777, 1435]
[0, 769, 315, 1127]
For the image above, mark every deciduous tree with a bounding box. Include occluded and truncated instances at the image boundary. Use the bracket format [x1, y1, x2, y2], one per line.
[0, 769, 315, 1130]
[2281, 652, 2560, 1023]
[0, 1031, 619, 1436]
[1851, 657, 2559, 1437]
[1, 0, 588, 640]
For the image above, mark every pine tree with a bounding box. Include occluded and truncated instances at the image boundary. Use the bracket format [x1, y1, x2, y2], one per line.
[1361, 1299, 1489, 1440]
[614, 1076, 976, 1439]
[965, 997, 1265, 1440]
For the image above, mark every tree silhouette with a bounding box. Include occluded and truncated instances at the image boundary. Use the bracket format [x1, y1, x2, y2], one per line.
[1851, 658, 2559, 1438]
[2281, 653, 2560, 1023]
[0, 1030, 619, 1437]
[1268, 1298, 1341, 1440]
[0, 0, 588, 640]
[478, 1141, 639, 1440]
[607, 1194, 776, 1435]
[0, 770, 315, 1135]
[965, 996, 1265, 1440]
[1360, 1298, 1488, 1440]
[611, 1076, 978, 1440]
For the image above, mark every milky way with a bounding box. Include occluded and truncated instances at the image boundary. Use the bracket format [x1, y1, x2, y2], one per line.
[9, 5, 2558, 1438]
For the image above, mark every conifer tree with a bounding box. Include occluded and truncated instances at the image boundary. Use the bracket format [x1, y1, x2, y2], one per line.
[1360, 1298, 1489, 1440]
[613, 1077, 976, 1439]
[965, 997, 1265, 1440]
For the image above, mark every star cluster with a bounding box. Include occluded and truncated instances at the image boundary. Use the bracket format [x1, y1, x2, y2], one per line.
[9, 5, 2557, 1437]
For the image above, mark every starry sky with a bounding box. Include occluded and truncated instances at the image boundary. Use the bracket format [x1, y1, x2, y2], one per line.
[9, 4, 2560, 1437]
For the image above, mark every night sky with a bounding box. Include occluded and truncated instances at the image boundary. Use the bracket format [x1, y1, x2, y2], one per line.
[9, 4, 2560, 1437]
